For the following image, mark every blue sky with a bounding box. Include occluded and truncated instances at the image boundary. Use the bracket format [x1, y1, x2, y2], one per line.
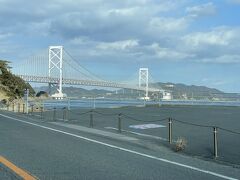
[1, 0, 240, 92]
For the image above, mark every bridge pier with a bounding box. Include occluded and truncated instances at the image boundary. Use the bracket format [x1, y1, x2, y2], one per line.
[48, 83, 52, 95]
[49, 46, 64, 99]
[139, 68, 149, 100]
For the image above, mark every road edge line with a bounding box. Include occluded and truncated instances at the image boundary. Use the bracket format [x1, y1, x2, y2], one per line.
[0, 113, 238, 180]
[0, 156, 36, 180]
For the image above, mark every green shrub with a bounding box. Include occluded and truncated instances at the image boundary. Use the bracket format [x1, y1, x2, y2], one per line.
[0, 60, 35, 99]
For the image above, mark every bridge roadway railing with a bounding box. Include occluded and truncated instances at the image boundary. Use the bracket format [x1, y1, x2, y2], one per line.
[17, 75, 160, 92]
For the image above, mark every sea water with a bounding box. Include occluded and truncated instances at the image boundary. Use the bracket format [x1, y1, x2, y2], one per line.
[41, 98, 240, 110]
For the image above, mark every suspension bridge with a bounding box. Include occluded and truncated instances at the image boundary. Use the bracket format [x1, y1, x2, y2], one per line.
[13, 46, 162, 99]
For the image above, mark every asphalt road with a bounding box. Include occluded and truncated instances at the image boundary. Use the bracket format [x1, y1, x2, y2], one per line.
[0, 110, 240, 180]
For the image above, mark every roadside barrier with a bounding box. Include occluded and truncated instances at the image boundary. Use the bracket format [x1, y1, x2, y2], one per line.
[118, 113, 122, 133]
[53, 108, 56, 121]
[171, 118, 240, 161]
[10, 105, 240, 165]
[40, 107, 43, 119]
[213, 127, 218, 158]
[22, 103, 25, 113]
[62, 107, 68, 121]
[168, 118, 172, 144]
[90, 110, 93, 128]
[31, 105, 34, 114]
[218, 127, 240, 135]
[92, 110, 118, 116]
[18, 103, 20, 113]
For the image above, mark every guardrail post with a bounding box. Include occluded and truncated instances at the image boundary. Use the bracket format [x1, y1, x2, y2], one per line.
[118, 113, 122, 133]
[63, 107, 67, 121]
[18, 103, 20, 113]
[7, 104, 9, 111]
[62, 107, 65, 120]
[90, 110, 93, 128]
[168, 118, 172, 144]
[12, 103, 14, 112]
[68, 98, 70, 110]
[53, 108, 56, 121]
[66, 107, 68, 121]
[23, 103, 25, 113]
[31, 105, 34, 114]
[40, 107, 43, 119]
[213, 127, 218, 158]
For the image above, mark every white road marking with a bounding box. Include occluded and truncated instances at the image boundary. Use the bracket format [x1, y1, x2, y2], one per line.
[0, 113, 238, 180]
[105, 126, 168, 141]
[129, 123, 166, 129]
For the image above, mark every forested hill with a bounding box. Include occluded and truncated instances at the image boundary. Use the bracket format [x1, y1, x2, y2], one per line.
[152, 82, 238, 100]
[0, 60, 35, 102]
[34, 82, 238, 101]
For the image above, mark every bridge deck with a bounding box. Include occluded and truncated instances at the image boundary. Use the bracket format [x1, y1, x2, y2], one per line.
[18, 75, 161, 92]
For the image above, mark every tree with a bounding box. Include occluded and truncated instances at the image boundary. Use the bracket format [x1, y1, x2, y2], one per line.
[0, 60, 35, 100]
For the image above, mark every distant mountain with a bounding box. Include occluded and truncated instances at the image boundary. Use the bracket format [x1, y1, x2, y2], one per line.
[34, 86, 113, 98]
[152, 82, 240, 100]
[34, 83, 240, 101]
[62, 86, 113, 98]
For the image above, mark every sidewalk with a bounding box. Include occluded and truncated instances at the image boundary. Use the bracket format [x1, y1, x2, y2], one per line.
[51, 122, 139, 141]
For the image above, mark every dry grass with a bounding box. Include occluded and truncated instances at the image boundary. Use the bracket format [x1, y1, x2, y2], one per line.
[175, 137, 187, 152]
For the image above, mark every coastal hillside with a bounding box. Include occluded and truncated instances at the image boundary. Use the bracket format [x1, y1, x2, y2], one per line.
[0, 60, 35, 102]
[152, 82, 232, 100]
[34, 86, 113, 98]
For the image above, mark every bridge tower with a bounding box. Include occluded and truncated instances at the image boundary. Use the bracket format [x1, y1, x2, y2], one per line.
[139, 68, 149, 100]
[48, 46, 65, 99]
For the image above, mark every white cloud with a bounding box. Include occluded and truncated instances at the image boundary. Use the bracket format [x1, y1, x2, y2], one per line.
[148, 17, 189, 33]
[69, 37, 93, 45]
[179, 27, 240, 63]
[149, 43, 194, 60]
[186, 2, 216, 17]
[97, 39, 139, 51]
[107, 7, 139, 16]
[25, 21, 51, 36]
[0, 0, 239, 66]
[201, 55, 240, 63]
[0, 0, 188, 48]
[182, 27, 239, 47]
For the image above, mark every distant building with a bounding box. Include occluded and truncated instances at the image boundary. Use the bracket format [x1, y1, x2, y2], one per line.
[51, 92, 67, 99]
[165, 84, 174, 88]
[162, 92, 172, 100]
[182, 93, 188, 99]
